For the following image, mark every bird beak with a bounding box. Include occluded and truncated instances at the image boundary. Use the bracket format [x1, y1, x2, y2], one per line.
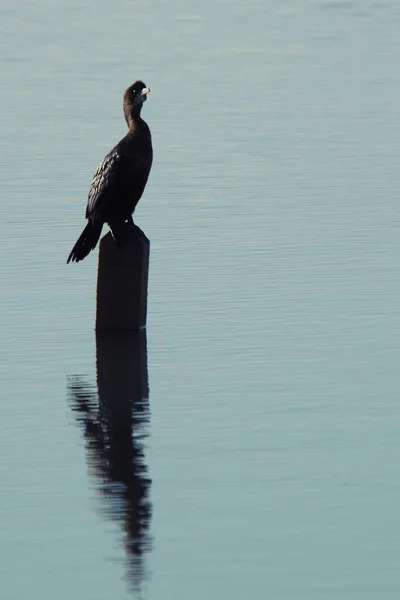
[141, 87, 150, 96]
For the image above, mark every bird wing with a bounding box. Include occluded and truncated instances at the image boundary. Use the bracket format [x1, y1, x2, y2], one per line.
[85, 148, 121, 222]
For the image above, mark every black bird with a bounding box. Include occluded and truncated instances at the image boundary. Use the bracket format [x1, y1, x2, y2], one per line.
[67, 80, 153, 263]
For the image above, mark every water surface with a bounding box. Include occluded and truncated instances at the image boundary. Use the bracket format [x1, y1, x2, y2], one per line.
[1, 0, 400, 598]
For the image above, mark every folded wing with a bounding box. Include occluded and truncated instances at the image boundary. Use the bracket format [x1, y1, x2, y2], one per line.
[86, 148, 121, 223]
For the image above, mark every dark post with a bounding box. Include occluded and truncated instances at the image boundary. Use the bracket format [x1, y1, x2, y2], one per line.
[95, 224, 150, 331]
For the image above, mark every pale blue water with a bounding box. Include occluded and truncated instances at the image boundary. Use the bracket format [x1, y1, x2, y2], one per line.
[1, 0, 400, 598]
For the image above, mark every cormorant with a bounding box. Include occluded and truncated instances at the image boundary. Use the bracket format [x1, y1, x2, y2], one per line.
[67, 80, 153, 263]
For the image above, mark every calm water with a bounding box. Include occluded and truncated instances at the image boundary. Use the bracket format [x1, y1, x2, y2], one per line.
[1, 0, 400, 598]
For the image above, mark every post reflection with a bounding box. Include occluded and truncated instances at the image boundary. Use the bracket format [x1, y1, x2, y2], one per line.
[68, 330, 152, 593]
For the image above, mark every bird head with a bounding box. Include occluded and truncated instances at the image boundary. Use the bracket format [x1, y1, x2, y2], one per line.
[125, 81, 150, 106]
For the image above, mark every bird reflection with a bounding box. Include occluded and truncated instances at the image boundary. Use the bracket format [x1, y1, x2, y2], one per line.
[68, 330, 152, 593]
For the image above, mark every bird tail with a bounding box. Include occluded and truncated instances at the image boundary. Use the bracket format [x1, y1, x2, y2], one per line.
[67, 222, 103, 263]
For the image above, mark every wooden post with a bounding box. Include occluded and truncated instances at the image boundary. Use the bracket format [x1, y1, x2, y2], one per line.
[95, 224, 150, 331]
[96, 329, 149, 411]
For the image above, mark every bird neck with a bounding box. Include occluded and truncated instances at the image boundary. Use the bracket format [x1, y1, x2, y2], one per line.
[124, 104, 143, 131]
